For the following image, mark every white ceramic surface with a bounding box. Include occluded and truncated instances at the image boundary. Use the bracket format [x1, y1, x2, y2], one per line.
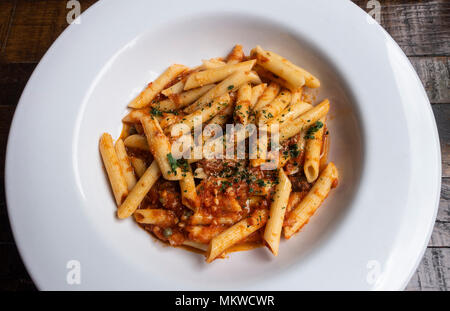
[5, 0, 441, 290]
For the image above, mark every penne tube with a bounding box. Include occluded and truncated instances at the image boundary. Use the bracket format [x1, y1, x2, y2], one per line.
[159, 113, 181, 129]
[257, 89, 291, 124]
[268, 101, 312, 127]
[182, 240, 208, 252]
[99, 133, 129, 206]
[283, 162, 338, 239]
[304, 118, 326, 183]
[193, 167, 207, 179]
[253, 65, 297, 91]
[161, 80, 185, 97]
[184, 71, 260, 114]
[155, 84, 216, 111]
[168, 93, 231, 137]
[263, 169, 292, 256]
[141, 115, 183, 180]
[234, 83, 252, 125]
[184, 60, 255, 91]
[179, 164, 200, 211]
[253, 82, 281, 112]
[123, 134, 149, 151]
[206, 209, 268, 262]
[130, 156, 147, 178]
[279, 99, 330, 142]
[115, 139, 137, 191]
[134, 209, 178, 226]
[202, 58, 226, 69]
[187, 225, 227, 244]
[117, 160, 161, 219]
[122, 108, 153, 124]
[251, 46, 305, 89]
[249, 83, 267, 109]
[226, 44, 245, 64]
[208, 102, 234, 127]
[129, 64, 189, 108]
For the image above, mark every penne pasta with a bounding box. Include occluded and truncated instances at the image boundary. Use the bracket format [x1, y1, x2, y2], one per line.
[168, 93, 231, 137]
[304, 117, 326, 183]
[184, 70, 260, 114]
[141, 115, 183, 180]
[134, 209, 178, 226]
[102, 45, 338, 261]
[130, 156, 147, 178]
[129, 64, 189, 108]
[184, 60, 255, 91]
[234, 83, 252, 125]
[117, 160, 161, 219]
[154, 84, 216, 111]
[253, 65, 298, 92]
[114, 138, 137, 191]
[123, 134, 149, 151]
[283, 162, 338, 239]
[179, 164, 200, 211]
[253, 82, 281, 112]
[202, 58, 226, 69]
[208, 103, 234, 127]
[249, 83, 267, 109]
[206, 209, 268, 262]
[251, 46, 306, 89]
[161, 80, 185, 97]
[263, 169, 292, 256]
[257, 89, 291, 124]
[182, 240, 209, 252]
[226, 44, 245, 64]
[279, 99, 330, 141]
[268, 100, 312, 128]
[99, 133, 129, 206]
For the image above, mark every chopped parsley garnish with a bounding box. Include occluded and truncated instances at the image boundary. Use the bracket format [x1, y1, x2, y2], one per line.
[304, 121, 324, 139]
[167, 153, 179, 175]
[150, 107, 163, 117]
[228, 85, 234, 90]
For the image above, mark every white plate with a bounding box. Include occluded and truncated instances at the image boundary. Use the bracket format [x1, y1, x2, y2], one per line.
[5, 0, 441, 290]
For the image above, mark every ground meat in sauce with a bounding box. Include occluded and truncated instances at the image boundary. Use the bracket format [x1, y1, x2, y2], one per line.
[288, 172, 313, 193]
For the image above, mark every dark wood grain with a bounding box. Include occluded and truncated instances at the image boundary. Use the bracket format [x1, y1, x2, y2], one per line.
[433, 105, 450, 178]
[0, 106, 16, 216]
[353, 0, 450, 57]
[406, 248, 449, 291]
[409, 57, 450, 104]
[0, 63, 36, 106]
[0, 0, 15, 53]
[0, 0, 97, 63]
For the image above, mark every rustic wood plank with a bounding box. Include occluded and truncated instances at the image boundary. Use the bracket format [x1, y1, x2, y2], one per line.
[0, 63, 36, 106]
[437, 178, 450, 222]
[1, 0, 97, 63]
[406, 248, 449, 291]
[0, 0, 15, 53]
[354, 0, 450, 56]
[409, 57, 450, 104]
[0, 106, 16, 216]
[432, 105, 450, 178]
[429, 221, 450, 247]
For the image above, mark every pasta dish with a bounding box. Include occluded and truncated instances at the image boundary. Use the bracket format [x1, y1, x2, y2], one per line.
[99, 45, 338, 262]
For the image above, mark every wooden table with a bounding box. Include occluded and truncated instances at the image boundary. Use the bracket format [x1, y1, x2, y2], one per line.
[0, 0, 448, 291]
